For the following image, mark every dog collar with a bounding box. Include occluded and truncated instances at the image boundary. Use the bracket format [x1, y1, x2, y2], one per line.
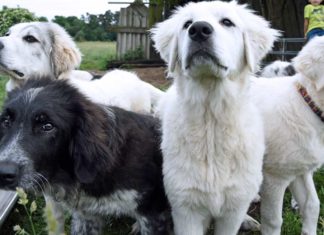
[296, 82, 324, 122]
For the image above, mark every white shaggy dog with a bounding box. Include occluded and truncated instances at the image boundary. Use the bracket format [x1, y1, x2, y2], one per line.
[0, 21, 92, 91]
[151, 1, 278, 234]
[251, 36, 324, 235]
[69, 69, 164, 113]
[260, 60, 296, 78]
[0, 22, 164, 113]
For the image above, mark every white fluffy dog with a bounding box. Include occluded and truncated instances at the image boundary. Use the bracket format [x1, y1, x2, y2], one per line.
[151, 1, 278, 234]
[69, 69, 164, 113]
[260, 60, 296, 78]
[0, 22, 163, 113]
[0, 22, 92, 91]
[251, 36, 324, 235]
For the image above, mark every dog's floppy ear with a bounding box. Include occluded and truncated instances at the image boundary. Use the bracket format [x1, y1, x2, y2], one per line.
[49, 23, 82, 78]
[150, 13, 180, 73]
[235, 2, 280, 72]
[293, 36, 324, 91]
[70, 103, 116, 184]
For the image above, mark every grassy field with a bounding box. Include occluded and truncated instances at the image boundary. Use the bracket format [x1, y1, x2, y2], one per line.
[77, 41, 116, 71]
[0, 41, 324, 234]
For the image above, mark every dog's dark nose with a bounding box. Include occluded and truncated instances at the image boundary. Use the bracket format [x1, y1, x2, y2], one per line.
[0, 41, 4, 50]
[189, 21, 213, 42]
[0, 162, 19, 187]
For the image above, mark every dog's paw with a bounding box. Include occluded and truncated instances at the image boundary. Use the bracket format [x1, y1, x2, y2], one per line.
[240, 215, 260, 232]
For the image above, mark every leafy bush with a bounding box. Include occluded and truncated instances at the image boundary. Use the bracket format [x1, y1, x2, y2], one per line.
[122, 46, 144, 61]
[0, 6, 42, 36]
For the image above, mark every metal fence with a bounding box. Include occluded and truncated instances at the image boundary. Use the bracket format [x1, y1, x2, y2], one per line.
[268, 38, 305, 61]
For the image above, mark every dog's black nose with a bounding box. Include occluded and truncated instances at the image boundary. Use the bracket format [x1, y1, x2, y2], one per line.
[0, 162, 19, 188]
[189, 21, 213, 42]
[0, 41, 4, 50]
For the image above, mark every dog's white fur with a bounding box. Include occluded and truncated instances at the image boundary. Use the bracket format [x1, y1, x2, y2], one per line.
[251, 36, 324, 235]
[0, 22, 91, 91]
[0, 22, 163, 113]
[69, 69, 164, 113]
[151, 1, 278, 234]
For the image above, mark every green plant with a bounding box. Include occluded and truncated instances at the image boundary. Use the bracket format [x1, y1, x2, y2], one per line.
[13, 188, 37, 235]
[43, 202, 64, 235]
[0, 7, 40, 36]
[12, 188, 63, 235]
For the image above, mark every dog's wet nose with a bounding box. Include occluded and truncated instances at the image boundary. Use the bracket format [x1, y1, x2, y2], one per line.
[0, 41, 4, 50]
[0, 161, 19, 188]
[189, 21, 213, 42]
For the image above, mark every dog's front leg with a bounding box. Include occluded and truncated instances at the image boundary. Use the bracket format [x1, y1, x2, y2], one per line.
[171, 207, 211, 235]
[260, 174, 290, 235]
[213, 203, 250, 235]
[70, 211, 103, 235]
[289, 173, 319, 235]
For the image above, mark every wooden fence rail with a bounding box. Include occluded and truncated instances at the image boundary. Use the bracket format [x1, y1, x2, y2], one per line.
[113, 1, 151, 60]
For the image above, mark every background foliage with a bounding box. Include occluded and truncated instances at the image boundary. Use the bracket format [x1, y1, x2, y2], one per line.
[53, 11, 119, 41]
[0, 6, 119, 41]
[0, 7, 42, 35]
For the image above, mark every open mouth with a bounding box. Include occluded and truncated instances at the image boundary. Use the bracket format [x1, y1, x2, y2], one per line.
[0, 63, 24, 78]
[12, 70, 24, 77]
[186, 50, 228, 71]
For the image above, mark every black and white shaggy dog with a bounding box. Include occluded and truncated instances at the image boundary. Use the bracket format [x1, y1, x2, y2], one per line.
[0, 78, 170, 235]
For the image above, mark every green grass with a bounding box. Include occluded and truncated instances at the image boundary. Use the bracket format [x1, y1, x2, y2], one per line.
[77, 41, 116, 71]
[0, 75, 8, 106]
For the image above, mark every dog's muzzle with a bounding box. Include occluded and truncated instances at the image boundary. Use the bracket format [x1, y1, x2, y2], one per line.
[0, 40, 25, 78]
[0, 161, 19, 189]
[185, 22, 227, 71]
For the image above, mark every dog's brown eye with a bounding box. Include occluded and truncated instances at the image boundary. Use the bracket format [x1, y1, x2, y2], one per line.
[23, 35, 38, 43]
[35, 114, 54, 132]
[184, 20, 193, 29]
[220, 18, 235, 27]
[41, 123, 54, 132]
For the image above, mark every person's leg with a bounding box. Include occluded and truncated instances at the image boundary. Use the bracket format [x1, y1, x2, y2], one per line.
[307, 28, 324, 41]
[317, 29, 324, 37]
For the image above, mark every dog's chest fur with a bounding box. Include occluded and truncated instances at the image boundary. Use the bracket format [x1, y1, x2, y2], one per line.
[161, 82, 264, 214]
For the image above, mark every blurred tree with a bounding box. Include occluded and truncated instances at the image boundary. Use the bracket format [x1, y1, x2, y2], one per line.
[38, 16, 48, 22]
[0, 6, 38, 35]
[53, 10, 119, 41]
[160, 0, 308, 38]
[240, 0, 308, 38]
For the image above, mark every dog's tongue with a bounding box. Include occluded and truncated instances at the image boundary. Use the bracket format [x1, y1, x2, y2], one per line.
[12, 70, 24, 77]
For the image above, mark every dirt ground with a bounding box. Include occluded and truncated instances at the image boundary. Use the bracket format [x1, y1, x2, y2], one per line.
[91, 66, 171, 89]
[129, 66, 171, 88]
